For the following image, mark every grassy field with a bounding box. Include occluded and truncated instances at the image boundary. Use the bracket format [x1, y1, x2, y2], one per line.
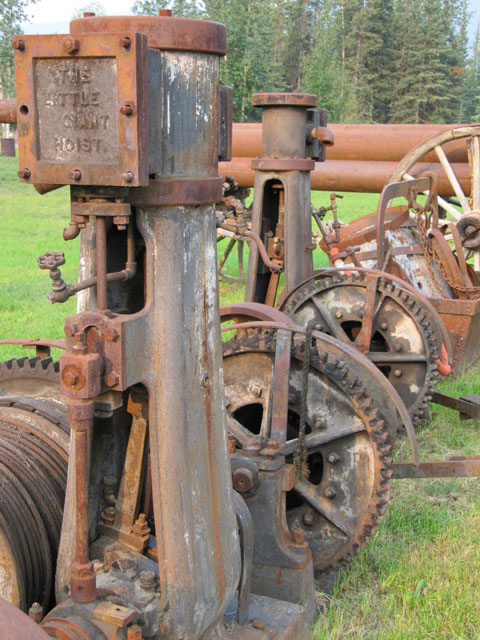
[1, 154, 480, 638]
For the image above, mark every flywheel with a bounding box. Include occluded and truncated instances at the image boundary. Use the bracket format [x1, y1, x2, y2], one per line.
[279, 272, 442, 426]
[223, 329, 394, 573]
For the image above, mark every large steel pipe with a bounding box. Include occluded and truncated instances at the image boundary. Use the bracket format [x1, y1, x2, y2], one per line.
[232, 122, 472, 163]
[220, 157, 471, 196]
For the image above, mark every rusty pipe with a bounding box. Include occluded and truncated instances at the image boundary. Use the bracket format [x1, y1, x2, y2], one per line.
[232, 122, 473, 163]
[219, 157, 472, 196]
[0, 99, 17, 124]
[219, 222, 283, 272]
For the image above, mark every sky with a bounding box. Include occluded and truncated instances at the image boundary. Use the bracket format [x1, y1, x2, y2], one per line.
[21, 0, 480, 42]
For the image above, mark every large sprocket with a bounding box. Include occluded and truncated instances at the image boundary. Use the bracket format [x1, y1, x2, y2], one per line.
[223, 330, 393, 573]
[0, 357, 61, 400]
[279, 272, 442, 426]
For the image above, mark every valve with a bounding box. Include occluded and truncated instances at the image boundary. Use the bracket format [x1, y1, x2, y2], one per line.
[38, 251, 72, 303]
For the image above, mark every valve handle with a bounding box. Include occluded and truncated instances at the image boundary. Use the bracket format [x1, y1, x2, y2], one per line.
[38, 251, 65, 270]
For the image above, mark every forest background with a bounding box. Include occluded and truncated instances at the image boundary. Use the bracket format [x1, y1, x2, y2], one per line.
[1, 0, 480, 126]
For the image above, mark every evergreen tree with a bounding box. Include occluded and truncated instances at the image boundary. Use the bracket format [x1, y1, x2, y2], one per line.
[0, 0, 36, 99]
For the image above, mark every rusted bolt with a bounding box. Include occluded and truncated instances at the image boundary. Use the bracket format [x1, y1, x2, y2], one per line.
[139, 570, 157, 592]
[105, 328, 119, 342]
[119, 36, 132, 49]
[122, 171, 134, 183]
[120, 103, 134, 116]
[232, 468, 254, 493]
[324, 487, 336, 499]
[28, 602, 43, 622]
[292, 526, 305, 545]
[17, 168, 31, 179]
[83, 11, 96, 16]
[303, 511, 314, 526]
[105, 372, 120, 387]
[12, 39, 25, 51]
[64, 370, 79, 387]
[380, 322, 388, 331]
[244, 436, 261, 453]
[62, 36, 80, 54]
[335, 310, 343, 319]
[249, 383, 262, 397]
[327, 452, 339, 464]
[264, 439, 280, 451]
[394, 369, 402, 377]
[127, 626, 143, 640]
[159, 9, 172, 15]
[70, 168, 82, 181]
[315, 417, 327, 431]
[102, 506, 116, 525]
[132, 513, 151, 536]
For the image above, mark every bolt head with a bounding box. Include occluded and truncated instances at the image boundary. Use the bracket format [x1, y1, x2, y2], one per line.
[122, 171, 134, 183]
[18, 168, 31, 179]
[105, 372, 120, 387]
[120, 103, 134, 116]
[303, 511, 314, 526]
[105, 328, 119, 342]
[249, 383, 263, 397]
[324, 487, 336, 499]
[119, 35, 132, 49]
[64, 370, 79, 387]
[335, 310, 343, 319]
[70, 169, 82, 181]
[380, 322, 388, 331]
[13, 39, 25, 51]
[327, 452, 339, 464]
[232, 468, 254, 493]
[315, 417, 327, 431]
[62, 36, 80, 53]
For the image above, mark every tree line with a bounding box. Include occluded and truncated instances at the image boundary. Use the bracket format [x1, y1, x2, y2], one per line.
[133, 0, 480, 124]
[1, 0, 479, 127]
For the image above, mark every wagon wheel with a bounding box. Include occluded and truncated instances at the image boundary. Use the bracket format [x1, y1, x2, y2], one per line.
[389, 126, 480, 288]
[223, 327, 397, 574]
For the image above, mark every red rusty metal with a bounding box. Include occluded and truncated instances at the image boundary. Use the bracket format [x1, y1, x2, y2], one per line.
[0, 596, 51, 639]
[231, 122, 471, 163]
[220, 157, 472, 196]
[251, 92, 318, 108]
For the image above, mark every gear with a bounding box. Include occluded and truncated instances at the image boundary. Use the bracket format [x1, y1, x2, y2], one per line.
[279, 272, 442, 426]
[0, 357, 61, 400]
[223, 330, 393, 573]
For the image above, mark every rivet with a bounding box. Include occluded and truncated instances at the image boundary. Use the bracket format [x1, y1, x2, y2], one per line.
[12, 40, 25, 51]
[394, 369, 402, 377]
[249, 384, 262, 397]
[335, 310, 343, 319]
[327, 452, 339, 464]
[324, 487, 336, 499]
[119, 36, 132, 49]
[122, 171, 134, 183]
[380, 322, 388, 331]
[17, 168, 31, 179]
[120, 103, 134, 116]
[70, 169, 82, 181]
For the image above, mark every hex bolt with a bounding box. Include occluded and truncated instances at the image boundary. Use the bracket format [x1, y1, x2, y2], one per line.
[335, 310, 343, 319]
[380, 322, 388, 331]
[62, 36, 80, 54]
[17, 168, 31, 179]
[122, 171, 134, 183]
[315, 417, 327, 431]
[394, 369, 402, 378]
[64, 370, 79, 387]
[232, 468, 254, 493]
[249, 383, 262, 397]
[105, 328, 119, 342]
[119, 35, 132, 49]
[12, 40, 25, 51]
[139, 570, 157, 592]
[324, 487, 336, 499]
[327, 452, 339, 464]
[132, 513, 151, 536]
[70, 169, 82, 181]
[28, 602, 43, 623]
[159, 8, 172, 15]
[120, 103, 134, 116]
[303, 511, 314, 526]
[105, 372, 120, 387]
[264, 439, 280, 451]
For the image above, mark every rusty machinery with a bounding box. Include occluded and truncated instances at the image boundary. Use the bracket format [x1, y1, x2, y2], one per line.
[215, 92, 480, 576]
[0, 13, 330, 639]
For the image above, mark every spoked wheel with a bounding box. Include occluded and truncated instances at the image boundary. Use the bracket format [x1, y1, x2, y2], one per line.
[223, 327, 397, 573]
[279, 272, 442, 426]
[389, 125, 480, 294]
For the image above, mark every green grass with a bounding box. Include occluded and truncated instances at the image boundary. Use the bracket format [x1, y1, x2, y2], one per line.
[2, 154, 480, 637]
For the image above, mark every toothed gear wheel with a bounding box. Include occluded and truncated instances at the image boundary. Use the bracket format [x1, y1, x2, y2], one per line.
[0, 357, 61, 400]
[279, 273, 442, 427]
[223, 330, 393, 574]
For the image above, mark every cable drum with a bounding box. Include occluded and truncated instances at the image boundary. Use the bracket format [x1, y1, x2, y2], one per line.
[0, 401, 69, 612]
